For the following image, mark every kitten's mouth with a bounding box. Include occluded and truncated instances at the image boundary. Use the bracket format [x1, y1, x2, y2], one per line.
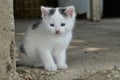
[55, 30, 60, 34]
[55, 32, 60, 34]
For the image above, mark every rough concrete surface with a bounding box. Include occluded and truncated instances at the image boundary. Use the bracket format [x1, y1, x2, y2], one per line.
[15, 19, 120, 80]
[0, 0, 19, 80]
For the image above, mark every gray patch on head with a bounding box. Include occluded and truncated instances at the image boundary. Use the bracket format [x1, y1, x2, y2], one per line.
[59, 8, 67, 17]
[32, 21, 41, 30]
[49, 8, 56, 16]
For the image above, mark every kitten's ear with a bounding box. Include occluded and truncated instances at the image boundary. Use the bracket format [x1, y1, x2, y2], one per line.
[41, 6, 49, 17]
[65, 6, 76, 18]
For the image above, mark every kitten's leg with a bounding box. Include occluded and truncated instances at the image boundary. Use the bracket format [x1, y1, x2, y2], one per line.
[17, 54, 43, 68]
[38, 50, 57, 71]
[55, 50, 68, 69]
[17, 44, 43, 68]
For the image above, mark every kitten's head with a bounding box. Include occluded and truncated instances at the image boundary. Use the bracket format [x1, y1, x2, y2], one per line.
[41, 6, 76, 35]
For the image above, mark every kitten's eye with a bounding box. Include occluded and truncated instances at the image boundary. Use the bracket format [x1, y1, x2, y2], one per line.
[61, 23, 66, 27]
[50, 24, 54, 27]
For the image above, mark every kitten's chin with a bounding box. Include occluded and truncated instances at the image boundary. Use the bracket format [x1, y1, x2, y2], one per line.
[55, 32, 61, 35]
[55, 32, 68, 36]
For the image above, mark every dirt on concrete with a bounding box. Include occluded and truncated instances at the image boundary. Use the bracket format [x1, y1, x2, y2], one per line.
[15, 19, 120, 80]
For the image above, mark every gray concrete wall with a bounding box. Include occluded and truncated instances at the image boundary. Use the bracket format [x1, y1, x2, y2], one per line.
[0, 0, 19, 80]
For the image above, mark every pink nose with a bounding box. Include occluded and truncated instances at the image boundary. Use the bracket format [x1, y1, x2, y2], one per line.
[55, 30, 60, 34]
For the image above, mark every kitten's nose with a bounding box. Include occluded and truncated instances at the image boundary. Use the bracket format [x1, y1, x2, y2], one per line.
[55, 30, 60, 34]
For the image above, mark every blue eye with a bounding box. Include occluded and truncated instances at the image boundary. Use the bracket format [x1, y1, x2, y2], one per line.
[61, 23, 65, 27]
[50, 24, 54, 27]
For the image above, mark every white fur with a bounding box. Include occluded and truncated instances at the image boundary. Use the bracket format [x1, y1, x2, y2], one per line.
[18, 6, 76, 71]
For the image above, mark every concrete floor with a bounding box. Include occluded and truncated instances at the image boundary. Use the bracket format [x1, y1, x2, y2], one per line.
[15, 19, 120, 80]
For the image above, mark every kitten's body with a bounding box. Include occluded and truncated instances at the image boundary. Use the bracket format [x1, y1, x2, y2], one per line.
[18, 6, 76, 71]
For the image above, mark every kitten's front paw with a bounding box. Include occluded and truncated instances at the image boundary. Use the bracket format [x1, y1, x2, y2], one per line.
[44, 64, 57, 71]
[57, 64, 68, 69]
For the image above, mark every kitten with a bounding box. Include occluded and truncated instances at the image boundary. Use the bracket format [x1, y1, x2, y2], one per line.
[17, 6, 76, 71]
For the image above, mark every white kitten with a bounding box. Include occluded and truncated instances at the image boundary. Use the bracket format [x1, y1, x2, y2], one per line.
[17, 6, 76, 71]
